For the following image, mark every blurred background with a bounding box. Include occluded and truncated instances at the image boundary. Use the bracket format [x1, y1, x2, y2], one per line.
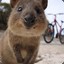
[0, 0, 11, 30]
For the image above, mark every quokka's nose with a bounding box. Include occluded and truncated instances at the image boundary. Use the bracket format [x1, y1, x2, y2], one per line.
[24, 14, 35, 28]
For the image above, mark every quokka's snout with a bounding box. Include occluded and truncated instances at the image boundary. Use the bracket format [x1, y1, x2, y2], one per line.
[24, 13, 36, 28]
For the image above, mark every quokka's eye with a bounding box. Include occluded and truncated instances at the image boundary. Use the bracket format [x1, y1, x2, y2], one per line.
[17, 7, 23, 12]
[35, 7, 41, 14]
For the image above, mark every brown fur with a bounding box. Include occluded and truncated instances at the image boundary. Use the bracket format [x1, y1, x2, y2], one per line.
[0, 0, 48, 64]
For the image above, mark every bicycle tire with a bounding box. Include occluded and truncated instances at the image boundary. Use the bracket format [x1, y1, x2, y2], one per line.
[43, 24, 54, 43]
[59, 28, 64, 44]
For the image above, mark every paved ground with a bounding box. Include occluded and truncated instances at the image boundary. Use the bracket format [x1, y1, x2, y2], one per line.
[36, 38, 64, 64]
[0, 31, 64, 64]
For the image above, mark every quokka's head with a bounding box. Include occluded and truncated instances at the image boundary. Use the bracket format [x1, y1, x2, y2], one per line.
[8, 0, 48, 37]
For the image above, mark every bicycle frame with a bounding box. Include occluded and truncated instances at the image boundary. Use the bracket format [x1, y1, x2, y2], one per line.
[43, 13, 64, 43]
[50, 14, 64, 37]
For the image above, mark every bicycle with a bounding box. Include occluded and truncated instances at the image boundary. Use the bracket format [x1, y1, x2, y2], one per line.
[43, 13, 64, 44]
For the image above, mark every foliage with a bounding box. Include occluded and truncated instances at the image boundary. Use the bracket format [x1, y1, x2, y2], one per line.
[0, 3, 11, 30]
[62, 0, 64, 2]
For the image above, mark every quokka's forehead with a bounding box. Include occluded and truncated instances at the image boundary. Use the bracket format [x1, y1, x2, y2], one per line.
[17, 0, 41, 5]
[15, 0, 42, 9]
[10, 0, 47, 9]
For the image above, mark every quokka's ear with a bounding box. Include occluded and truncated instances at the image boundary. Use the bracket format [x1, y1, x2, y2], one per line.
[10, 0, 19, 8]
[42, 0, 48, 10]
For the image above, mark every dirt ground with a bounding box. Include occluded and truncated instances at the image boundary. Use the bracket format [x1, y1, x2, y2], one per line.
[0, 30, 64, 64]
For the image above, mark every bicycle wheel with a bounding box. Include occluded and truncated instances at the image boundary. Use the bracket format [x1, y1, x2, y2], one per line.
[59, 28, 64, 44]
[43, 24, 54, 43]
